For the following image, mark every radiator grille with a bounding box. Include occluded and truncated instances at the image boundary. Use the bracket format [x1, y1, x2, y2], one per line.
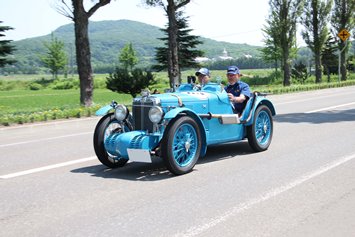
[132, 100, 154, 132]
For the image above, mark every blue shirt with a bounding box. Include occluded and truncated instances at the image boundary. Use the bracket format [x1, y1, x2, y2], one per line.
[224, 81, 251, 114]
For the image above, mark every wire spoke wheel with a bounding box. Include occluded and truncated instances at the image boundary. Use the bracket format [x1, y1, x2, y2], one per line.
[247, 105, 273, 152]
[255, 110, 272, 145]
[172, 124, 198, 167]
[162, 116, 202, 175]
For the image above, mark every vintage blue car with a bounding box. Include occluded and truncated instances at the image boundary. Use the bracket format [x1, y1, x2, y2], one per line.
[93, 82, 276, 175]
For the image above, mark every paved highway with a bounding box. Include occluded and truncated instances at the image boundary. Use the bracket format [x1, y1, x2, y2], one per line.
[1, 86, 355, 237]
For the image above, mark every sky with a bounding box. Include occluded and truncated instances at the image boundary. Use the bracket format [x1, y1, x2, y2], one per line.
[0, 0, 271, 46]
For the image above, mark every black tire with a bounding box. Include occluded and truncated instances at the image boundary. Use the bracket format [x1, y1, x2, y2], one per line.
[93, 113, 128, 168]
[247, 105, 273, 152]
[161, 116, 202, 175]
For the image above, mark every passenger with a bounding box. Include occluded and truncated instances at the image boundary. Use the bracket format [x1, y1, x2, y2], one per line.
[224, 66, 251, 115]
[195, 68, 210, 87]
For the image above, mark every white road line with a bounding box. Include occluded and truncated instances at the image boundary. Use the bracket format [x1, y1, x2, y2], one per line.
[175, 153, 355, 237]
[0, 156, 97, 179]
[0, 132, 92, 148]
[272, 90, 355, 106]
[305, 102, 355, 114]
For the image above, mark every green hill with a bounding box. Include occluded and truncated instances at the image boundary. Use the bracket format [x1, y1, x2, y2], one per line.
[5, 19, 262, 74]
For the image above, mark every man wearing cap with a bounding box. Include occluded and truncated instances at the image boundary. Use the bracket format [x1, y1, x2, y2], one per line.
[225, 66, 251, 115]
[195, 68, 210, 87]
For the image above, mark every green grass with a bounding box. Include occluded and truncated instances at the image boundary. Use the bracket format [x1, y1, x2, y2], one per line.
[0, 89, 131, 114]
[0, 88, 132, 126]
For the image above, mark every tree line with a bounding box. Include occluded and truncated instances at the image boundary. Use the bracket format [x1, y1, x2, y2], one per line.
[262, 0, 354, 86]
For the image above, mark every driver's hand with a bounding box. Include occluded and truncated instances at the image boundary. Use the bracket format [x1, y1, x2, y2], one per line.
[227, 93, 235, 102]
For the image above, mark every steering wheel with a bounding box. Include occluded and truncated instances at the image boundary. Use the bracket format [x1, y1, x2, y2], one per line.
[193, 84, 202, 91]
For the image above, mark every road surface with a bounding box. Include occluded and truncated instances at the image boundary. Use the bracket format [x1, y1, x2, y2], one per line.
[1, 86, 355, 237]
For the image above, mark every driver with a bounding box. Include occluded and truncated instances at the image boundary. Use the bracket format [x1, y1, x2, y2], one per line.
[224, 66, 251, 115]
[195, 68, 210, 87]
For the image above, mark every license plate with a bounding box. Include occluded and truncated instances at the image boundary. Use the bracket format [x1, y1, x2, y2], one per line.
[127, 149, 152, 163]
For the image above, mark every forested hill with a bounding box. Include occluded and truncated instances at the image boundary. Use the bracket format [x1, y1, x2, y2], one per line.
[9, 20, 262, 73]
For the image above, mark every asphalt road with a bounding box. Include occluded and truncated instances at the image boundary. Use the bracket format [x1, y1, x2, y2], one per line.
[1, 86, 355, 237]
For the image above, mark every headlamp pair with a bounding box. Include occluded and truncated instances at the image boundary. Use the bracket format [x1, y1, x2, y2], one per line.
[114, 105, 163, 124]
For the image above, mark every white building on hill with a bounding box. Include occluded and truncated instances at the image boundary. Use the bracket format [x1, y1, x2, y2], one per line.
[218, 48, 233, 60]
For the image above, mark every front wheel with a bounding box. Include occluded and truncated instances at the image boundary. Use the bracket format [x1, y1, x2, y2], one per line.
[161, 116, 202, 175]
[93, 113, 129, 168]
[247, 105, 273, 152]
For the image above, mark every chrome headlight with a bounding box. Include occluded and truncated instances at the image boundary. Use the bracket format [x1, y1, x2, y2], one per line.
[114, 104, 128, 121]
[148, 106, 163, 124]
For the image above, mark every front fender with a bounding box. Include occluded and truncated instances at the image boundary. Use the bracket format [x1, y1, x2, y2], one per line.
[164, 107, 195, 119]
[163, 108, 208, 157]
[95, 104, 114, 116]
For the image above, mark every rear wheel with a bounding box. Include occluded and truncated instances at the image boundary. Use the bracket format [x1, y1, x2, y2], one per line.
[161, 116, 202, 175]
[247, 105, 273, 152]
[93, 113, 129, 168]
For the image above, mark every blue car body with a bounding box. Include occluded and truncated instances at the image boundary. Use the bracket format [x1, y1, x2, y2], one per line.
[94, 83, 276, 175]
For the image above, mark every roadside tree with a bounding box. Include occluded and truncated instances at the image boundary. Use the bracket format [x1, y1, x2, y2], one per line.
[261, 19, 282, 74]
[40, 34, 68, 79]
[56, 0, 113, 106]
[119, 42, 138, 71]
[301, 0, 333, 83]
[154, 11, 204, 77]
[331, 0, 355, 81]
[144, 0, 191, 90]
[0, 21, 16, 67]
[266, 0, 304, 86]
[321, 35, 338, 82]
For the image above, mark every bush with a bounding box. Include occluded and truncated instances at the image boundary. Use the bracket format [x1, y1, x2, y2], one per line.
[51, 79, 79, 90]
[1, 117, 10, 126]
[28, 82, 43, 90]
[291, 62, 309, 84]
[33, 78, 54, 88]
[0, 81, 15, 91]
[52, 81, 73, 90]
[106, 67, 157, 98]
[94, 78, 107, 89]
[268, 71, 283, 84]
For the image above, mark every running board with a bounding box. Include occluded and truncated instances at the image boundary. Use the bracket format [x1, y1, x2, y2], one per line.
[199, 113, 240, 124]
